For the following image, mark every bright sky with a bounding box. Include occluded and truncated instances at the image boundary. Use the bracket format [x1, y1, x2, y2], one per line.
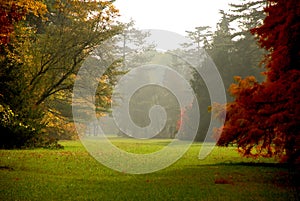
[114, 0, 240, 36]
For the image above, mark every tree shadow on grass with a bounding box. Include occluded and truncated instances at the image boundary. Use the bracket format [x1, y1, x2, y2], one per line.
[187, 161, 300, 192]
[212, 161, 291, 168]
[192, 161, 299, 169]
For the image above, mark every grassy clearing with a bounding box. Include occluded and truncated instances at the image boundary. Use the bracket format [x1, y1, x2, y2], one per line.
[0, 138, 299, 201]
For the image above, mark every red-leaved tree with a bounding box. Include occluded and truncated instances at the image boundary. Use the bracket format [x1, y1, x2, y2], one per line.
[0, 0, 47, 46]
[216, 0, 300, 164]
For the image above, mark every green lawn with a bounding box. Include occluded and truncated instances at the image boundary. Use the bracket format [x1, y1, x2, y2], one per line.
[0, 139, 298, 201]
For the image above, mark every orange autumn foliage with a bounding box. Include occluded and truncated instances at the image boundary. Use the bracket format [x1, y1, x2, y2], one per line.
[0, 0, 47, 45]
[217, 0, 300, 164]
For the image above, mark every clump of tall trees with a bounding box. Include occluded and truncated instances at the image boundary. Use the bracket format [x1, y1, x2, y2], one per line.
[215, 0, 300, 164]
[174, 0, 267, 141]
[0, 0, 122, 148]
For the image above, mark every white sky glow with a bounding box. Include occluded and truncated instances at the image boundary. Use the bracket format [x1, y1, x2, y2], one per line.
[114, 0, 241, 35]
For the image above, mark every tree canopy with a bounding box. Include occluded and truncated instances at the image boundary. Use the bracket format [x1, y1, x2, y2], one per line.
[0, 0, 47, 45]
[0, 0, 122, 148]
[216, 0, 300, 164]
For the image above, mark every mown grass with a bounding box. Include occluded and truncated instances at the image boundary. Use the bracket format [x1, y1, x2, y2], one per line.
[0, 138, 299, 201]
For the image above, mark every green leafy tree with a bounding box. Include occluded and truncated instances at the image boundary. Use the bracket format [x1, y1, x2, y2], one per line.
[0, 0, 121, 148]
[128, 85, 180, 139]
[0, 0, 49, 148]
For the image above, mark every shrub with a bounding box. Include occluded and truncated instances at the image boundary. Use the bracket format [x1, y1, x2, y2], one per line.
[0, 104, 62, 149]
